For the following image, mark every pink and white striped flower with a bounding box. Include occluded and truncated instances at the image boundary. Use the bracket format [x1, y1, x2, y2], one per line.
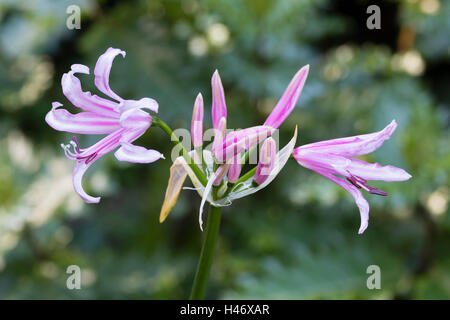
[293, 120, 411, 234]
[46, 48, 164, 203]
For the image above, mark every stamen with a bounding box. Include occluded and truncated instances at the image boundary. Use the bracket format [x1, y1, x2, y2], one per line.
[72, 136, 81, 153]
[346, 172, 387, 196]
[367, 186, 387, 196]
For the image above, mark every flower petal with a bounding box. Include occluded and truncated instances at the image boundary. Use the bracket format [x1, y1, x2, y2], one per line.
[264, 65, 309, 129]
[114, 142, 164, 163]
[46, 102, 120, 134]
[298, 120, 398, 157]
[315, 169, 370, 234]
[294, 150, 411, 182]
[211, 70, 227, 129]
[120, 97, 159, 114]
[94, 47, 126, 102]
[72, 159, 101, 204]
[119, 108, 152, 130]
[62, 64, 120, 117]
[345, 158, 412, 181]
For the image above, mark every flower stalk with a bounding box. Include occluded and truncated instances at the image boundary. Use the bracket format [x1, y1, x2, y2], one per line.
[190, 204, 222, 300]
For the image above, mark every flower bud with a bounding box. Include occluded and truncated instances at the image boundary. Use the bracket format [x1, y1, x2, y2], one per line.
[191, 93, 204, 148]
[211, 70, 227, 129]
[253, 138, 276, 185]
[227, 154, 241, 183]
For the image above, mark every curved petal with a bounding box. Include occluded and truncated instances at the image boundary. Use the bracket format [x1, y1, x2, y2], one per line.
[114, 142, 164, 163]
[211, 70, 227, 129]
[264, 65, 309, 129]
[72, 159, 101, 203]
[120, 97, 159, 114]
[315, 169, 370, 234]
[298, 120, 398, 157]
[62, 64, 119, 117]
[94, 47, 126, 102]
[46, 102, 120, 134]
[119, 108, 152, 130]
[345, 158, 412, 182]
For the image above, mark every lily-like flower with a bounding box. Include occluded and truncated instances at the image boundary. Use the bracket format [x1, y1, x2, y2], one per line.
[254, 137, 276, 185]
[293, 120, 411, 234]
[191, 93, 204, 148]
[46, 48, 164, 203]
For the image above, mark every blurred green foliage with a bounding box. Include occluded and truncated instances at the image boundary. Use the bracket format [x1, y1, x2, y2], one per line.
[0, 0, 449, 299]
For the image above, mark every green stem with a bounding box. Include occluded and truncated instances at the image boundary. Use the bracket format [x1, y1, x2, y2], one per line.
[152, 117, 207, 186]
[190, 205, 222, 300]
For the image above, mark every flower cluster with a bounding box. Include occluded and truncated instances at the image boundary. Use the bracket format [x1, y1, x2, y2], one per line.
[46, 48, 411, 234]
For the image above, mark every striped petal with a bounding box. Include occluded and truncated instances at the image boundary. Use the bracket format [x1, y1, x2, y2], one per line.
[298, 120, 398, 157]
[114, 142, 164, 163]
[46, 102, 120, 134]
[120, 97, 159, 114]
[72, 158, 101, 204]
[94, 47, 126, 102]
[315, 169, 370, 234]
[119, 108, 152, 131]
[61, 64, 120, 117]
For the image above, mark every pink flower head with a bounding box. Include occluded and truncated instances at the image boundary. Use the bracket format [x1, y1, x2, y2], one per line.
[293, 120, 411, 234]
[191, 93, 204, 148]
[46, 48, 164, 203]
[264, 65, 309, 129]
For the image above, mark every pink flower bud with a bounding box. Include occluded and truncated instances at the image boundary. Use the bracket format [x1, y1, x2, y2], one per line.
[213, 164, 229, 186]
[264, 65, 309, 129]
[211, 70, 227, 129]
[227, 154, 242, 183]
[191, 93, 204, 148]
[253, 138, 276, 185]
